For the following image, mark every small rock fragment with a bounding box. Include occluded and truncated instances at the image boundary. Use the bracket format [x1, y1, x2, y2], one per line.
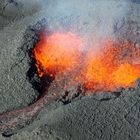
[136, 78, 140, 90]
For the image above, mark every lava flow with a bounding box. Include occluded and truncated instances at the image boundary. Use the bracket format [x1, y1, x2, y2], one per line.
[33, 32, 140, 92]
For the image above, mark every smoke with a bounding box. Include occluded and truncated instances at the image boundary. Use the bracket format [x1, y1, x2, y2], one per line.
[44, 1, 128, 31]
[37, 0, 129, 51]
[91, 1, 128, 38]
[19, 0, 130, 52]
[18, 0, 129, 41]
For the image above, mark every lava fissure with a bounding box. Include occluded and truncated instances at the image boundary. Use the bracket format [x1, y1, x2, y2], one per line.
[0, 30, 139, 136]
[34, 32, 140, 92]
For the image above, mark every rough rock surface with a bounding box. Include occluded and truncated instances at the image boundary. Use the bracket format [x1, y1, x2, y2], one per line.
[0, 0, 140, 140]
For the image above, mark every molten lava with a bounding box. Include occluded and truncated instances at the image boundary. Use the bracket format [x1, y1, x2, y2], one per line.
[34, 32, 140, 92]
[83, 40, 140, 91]
[34, 32, 84, 77]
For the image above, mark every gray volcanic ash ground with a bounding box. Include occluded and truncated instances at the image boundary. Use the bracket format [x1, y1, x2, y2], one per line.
[0, 0, 140, 140]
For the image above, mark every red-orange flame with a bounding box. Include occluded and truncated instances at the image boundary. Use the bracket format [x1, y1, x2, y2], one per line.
[34, 32, 140, 92]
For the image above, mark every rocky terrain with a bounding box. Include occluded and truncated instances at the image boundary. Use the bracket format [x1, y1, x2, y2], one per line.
[0, 0, 140, 140]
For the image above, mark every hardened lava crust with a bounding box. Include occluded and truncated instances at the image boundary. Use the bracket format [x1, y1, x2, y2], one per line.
[0, 0, 140, 140]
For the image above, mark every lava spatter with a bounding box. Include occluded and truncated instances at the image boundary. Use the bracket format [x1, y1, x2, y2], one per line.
[34, 32, 140, 92]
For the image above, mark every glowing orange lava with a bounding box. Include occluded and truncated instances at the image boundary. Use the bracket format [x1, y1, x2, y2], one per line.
[34, 32, 140, 92]
[34, 32, 84, 77]
[82, 40, 140, 91]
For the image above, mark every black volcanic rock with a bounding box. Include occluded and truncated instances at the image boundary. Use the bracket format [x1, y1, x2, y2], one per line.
[136, 78, 140, 90]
